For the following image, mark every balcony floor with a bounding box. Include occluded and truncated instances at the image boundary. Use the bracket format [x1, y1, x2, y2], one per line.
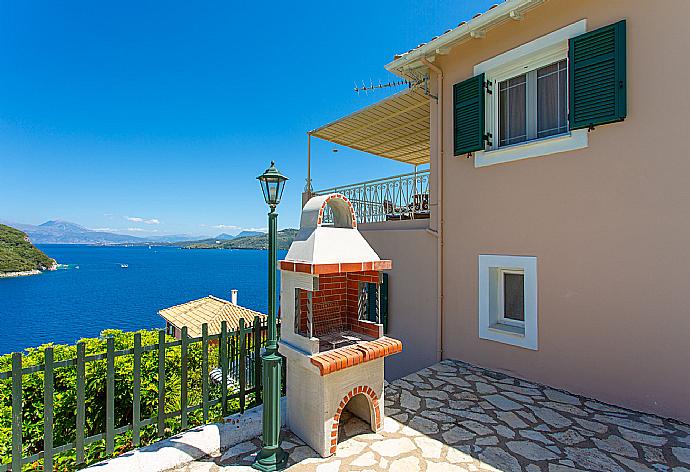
[169, 360, 690, 471]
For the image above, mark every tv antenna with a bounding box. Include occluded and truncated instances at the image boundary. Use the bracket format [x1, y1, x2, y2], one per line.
[354, 79, 409, 95]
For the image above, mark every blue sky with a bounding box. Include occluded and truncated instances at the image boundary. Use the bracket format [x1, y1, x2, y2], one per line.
[0, 1, 496, 236]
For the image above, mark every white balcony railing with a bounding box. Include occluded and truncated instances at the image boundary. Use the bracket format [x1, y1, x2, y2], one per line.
[314, 170, 430, 224]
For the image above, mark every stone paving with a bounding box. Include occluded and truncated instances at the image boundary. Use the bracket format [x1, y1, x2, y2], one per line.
[170, 360, 690, 472]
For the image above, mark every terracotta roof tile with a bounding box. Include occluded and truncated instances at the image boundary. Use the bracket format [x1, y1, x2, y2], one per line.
[158, 295, 266, 338]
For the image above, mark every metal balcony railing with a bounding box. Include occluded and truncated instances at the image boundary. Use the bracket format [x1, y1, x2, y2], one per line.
[314, 170, 430, 224]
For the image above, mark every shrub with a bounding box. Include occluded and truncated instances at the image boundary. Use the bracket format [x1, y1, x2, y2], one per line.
[0, 329, 255, 471]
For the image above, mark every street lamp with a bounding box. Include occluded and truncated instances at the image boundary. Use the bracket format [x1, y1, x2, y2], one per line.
[253, 161, 289, 471]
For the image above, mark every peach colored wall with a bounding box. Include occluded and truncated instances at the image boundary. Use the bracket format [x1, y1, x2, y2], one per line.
[359, 222, 438, 380]
[433, 0, 690, 421]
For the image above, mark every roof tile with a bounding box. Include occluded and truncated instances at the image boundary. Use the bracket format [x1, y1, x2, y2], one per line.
[158, 295, 267, 338]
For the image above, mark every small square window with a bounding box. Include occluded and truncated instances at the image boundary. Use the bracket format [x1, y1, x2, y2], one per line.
[479, 255, 538, 350]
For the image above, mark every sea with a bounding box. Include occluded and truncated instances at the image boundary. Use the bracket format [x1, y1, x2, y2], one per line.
[0, 245, 286, 355]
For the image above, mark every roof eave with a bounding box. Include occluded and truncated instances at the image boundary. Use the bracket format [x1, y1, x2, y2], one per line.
[385, 0, 547, 76]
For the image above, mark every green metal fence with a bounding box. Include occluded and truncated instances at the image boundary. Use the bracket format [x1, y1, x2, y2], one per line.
[0, 316, 281, 471]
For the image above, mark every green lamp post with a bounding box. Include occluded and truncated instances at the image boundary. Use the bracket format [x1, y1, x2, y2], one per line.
[253, 161, 289, 471]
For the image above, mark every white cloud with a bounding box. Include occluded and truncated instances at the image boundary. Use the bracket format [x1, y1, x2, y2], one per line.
[126, 216, 160, 225]
[202, 224, 267, 235]
[126, 227, 159, 233]
[211, 224, 241, 230]
[91, 227, 117, 232]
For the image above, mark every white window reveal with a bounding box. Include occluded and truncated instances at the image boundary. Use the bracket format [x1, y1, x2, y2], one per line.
[474, 20, 588, 167]
[478, 255, 537, 350]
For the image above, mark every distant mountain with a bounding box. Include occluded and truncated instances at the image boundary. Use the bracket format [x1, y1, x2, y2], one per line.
[211, 231, 264, 241]
[215, 233, 236, 240]
[0, 224, 56, 274]
[184, 229, 297, 251]
[13, 220, 147, 244]
[0, 219, 208, 245]
[235, 230, 265, 238]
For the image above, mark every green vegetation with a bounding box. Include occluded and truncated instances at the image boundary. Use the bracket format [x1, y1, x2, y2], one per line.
[0, 224, 56, 273]
[0, 330, 254, 471]
[184, 228, 298, 250]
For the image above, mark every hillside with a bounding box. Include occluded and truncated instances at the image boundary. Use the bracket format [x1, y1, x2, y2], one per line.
[0, 224, 56, 273]
[184, 229, 298, 250]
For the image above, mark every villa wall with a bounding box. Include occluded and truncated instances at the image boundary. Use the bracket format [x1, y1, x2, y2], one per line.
[359, 220, 438, 381]
[432, 0, 690, 420]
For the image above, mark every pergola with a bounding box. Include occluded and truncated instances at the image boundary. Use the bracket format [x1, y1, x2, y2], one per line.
[306, 87, 431, 191]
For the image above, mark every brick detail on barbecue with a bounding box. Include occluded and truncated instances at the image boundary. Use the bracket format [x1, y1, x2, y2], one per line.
[329, 385, 381, 454]
[279, 260, 392, 275]
[296, 271, 384, 340]
[309, 337, 403, 376]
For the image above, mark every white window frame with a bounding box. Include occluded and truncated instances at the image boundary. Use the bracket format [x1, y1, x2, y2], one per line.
[478, 255, 538, 350]
[497, 269, 526, 328]
[473, 20, 588, 168]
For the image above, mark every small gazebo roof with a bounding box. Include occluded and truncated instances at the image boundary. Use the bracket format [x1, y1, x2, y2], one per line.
[158, 295, 266, 337]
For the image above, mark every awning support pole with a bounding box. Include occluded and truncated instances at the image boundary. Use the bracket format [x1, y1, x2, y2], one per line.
[306, 134, 313, 194]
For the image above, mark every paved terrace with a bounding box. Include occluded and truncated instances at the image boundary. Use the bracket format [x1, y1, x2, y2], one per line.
[170, 360, 690, 472]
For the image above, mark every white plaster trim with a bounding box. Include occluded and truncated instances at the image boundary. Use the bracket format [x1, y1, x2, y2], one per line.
[86, 398, 287, 472]
[478, 255, 538, 350]
[474, 20, 587, 76]
[474, 129, 588, 167]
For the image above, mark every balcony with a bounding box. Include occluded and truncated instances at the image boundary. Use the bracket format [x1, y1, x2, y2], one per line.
[314, 169, 430, 224]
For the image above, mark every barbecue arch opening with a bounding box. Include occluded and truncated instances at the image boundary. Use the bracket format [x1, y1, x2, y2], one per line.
[330, 386, 381, 454]
[318, 193, 357, 229]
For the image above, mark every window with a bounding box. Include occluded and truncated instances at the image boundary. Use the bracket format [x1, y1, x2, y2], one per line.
[498, 269, 525, 326]
[537, 60, 568, 138]
[498, 73, 527, 146]
[497, 59, 568, 148]
[478, 255, 537, 350]
[473, 20, 589, 167]
[166, 323, 176, 337]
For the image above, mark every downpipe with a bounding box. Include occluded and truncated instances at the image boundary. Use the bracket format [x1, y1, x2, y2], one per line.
[421, 57, 444, 363]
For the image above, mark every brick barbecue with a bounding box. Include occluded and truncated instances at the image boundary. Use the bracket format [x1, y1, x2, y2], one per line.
[278, 193, 402, 457]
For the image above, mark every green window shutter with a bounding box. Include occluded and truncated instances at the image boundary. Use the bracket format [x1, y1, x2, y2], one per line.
[569, 20, 626, 129]
[367, 282, 377, 323]
[380, 273, 389, 334]
[453, 73, 486, 155]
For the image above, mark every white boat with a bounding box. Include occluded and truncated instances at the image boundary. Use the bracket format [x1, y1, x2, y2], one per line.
[120, 264, 128, 268]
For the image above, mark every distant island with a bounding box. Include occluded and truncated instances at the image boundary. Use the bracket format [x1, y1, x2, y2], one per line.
[182, 229, 298, 250]
[0, 224, 57, 277]
[0, 219, 208, 245]
[0, 219, 298, 250]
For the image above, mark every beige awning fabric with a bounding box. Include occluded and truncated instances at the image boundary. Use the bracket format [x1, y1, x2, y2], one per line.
[310, 87, 430, 165]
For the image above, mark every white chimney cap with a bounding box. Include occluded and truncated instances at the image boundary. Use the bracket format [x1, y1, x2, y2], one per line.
[284, 194, 381, 265]
[231, 289, 238, 305]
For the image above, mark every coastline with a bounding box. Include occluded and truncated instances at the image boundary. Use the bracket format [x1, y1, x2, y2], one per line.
[0, 262, 57, 279]
[0, 269, 42, 278]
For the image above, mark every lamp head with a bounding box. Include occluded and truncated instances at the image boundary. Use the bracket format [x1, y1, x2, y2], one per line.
[257, 161, 288, 207]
